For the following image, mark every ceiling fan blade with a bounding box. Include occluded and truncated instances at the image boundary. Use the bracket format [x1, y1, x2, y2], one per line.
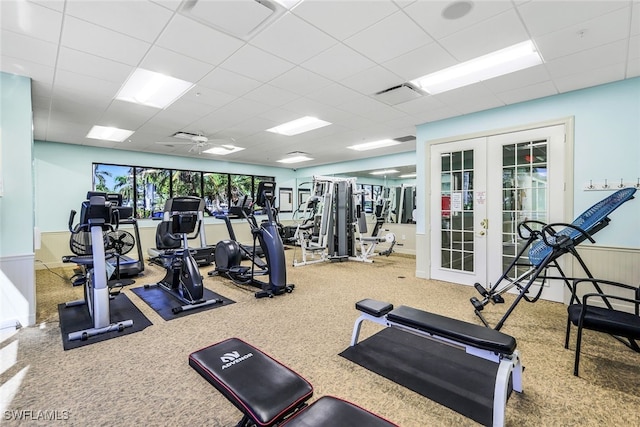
[155, 141, 196, 146]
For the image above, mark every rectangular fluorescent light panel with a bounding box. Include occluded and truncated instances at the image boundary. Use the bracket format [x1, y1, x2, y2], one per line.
[277, 155, 313, 164]
[400, 173, 417, 178]
[347, 139, 400, 151]
[370, 169, 399, 175]
[266, 116, 331, 136]
[86, 125, 134, 142]
[411, 40, 543, 95]
[203, 145, 245, 155]
[116, 68, 194, 109]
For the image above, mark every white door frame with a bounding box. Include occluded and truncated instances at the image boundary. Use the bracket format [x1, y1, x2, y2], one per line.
[423, 117, 575, 302]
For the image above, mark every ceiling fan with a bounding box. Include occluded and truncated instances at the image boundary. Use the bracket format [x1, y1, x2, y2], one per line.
[156, 131, 232, 154]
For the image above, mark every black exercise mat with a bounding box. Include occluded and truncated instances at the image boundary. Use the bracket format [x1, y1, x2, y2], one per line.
[58, 293, 153, 351]
[130, 285, 234, 321]
[340, 327, 501, 426]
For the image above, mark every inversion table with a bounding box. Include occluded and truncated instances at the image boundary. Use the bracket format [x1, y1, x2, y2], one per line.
[189, 337, 397, 427]
[471, 187, 636, 330]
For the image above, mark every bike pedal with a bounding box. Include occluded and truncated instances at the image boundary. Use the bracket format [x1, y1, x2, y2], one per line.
[473, 282, 489, 297]
[470, 297, 485, 311]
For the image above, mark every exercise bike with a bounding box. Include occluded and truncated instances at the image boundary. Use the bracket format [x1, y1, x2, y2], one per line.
[146, 198, 222, 313]
[210, 181, 294, 298]
[64, 194, 133, 341]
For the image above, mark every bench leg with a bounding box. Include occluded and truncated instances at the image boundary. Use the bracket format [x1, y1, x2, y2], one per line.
[350, 313, 388, 346]
[493, 350, 522, 427]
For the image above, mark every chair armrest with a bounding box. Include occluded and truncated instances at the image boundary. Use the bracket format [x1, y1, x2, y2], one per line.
[572, 279, 640, 311]
[582, 292, 640, 316]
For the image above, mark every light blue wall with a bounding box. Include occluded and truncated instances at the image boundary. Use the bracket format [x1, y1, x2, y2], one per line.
[416, 77, 640, 248]
[0, 72, 33, 256]
[34, 141, 298, 232]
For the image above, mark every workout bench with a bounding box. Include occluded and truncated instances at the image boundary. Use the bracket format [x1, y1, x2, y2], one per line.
[189, 337, 397, 426]
[351, 299, 523, 427]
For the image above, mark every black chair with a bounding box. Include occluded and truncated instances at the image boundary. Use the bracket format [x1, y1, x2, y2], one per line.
[565, 278, 640, 376]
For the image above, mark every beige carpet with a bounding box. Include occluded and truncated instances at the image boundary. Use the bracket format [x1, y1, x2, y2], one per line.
[2, 251, 639, 426]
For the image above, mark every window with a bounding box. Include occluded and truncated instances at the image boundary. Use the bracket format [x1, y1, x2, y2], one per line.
[93, 163, 273, 219]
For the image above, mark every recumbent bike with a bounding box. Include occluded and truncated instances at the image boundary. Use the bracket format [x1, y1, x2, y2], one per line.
[64, 193, 134, 341]
[146, 197, 222, 313]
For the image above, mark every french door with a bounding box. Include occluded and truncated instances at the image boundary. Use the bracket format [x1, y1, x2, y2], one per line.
[430, 124, 566, 302]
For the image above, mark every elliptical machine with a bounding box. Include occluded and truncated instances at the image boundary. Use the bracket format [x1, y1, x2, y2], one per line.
[146, 197, 222, 313]
[64, 193, 133, 341]
[211, 181, 294, 298]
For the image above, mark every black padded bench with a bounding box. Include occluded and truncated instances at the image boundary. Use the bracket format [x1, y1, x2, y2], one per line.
[351, 299, 523, 427]
[189, 337, 397, 427]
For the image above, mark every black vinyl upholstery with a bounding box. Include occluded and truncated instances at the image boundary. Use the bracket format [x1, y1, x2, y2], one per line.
[189, 338, 313, 427]
[388, 305, 517, 354]
[281, 396, 396, 427]
[565, 279, 640, 376]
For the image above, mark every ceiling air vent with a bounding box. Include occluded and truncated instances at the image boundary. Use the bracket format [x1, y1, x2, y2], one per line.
[181, 0, 284, 40]
[375, 83, 423, 106]
[394, 135, 416, 143]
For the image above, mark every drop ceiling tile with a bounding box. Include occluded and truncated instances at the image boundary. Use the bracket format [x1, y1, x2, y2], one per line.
[482, 64, 552, 93]
[198, 67, 262, 97]
[243, 84, 300, 107]
[30, 1, 65, 13]
[344, 11, 432, 63]
[268, 67, 332, 96]
[632, 3, 640, 36]
[301, 43, 375, 81]
[220, 44, 295, 82]
[336, 95, 393, 117]
[100, 102, 161, 130]
[554, 63, 626, 93]
[61, 16, 150, 66]
[494, 80, 558, 105]
[630, 35, 640, 60]
[50, 96, 105, 123]
[0, 54, 55, 87]
[156, 14, 245, 66]
[65, 0, 172, 42]
[292, 0, 398, 40]
[439, 9, 530, 61]
[179, 86, 236, 109]
[545, 40, 628, 78]
[305, 83, 364, 107]
[53, 69, 121, 107]
[140, 46, 214, 83]
[517, 0, 629, 37]
[405, 0, 513, 40]
[434, 83, 504, 114]
[0, 0, 62, 43]
[382, 42, 457, 81]
[392, 95, 446, 116]
[535, 8, 631, 61]
[1, 30, 58, 67]
[341, 65, 404, 96]
[57, 47, 133, 84]
[250, 12, 337, 63]
[627, 58, 640, 78]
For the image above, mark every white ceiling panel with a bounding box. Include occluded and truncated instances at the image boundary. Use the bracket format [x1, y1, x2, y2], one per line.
[534, 7, 631, 62]
[249, 12, 336, 64]
[305, 83, 363, 107]
[627, 58, 640, 78]
[392, 95, 447, 116]
[52, 69, 121, 106]
[0, 54, 54, 86]
[0, 30, 57, 67]
[545, 40, 628, 79]
[439, 9, 530, 61]
[65, 0, 173, 43]
[292, 0, 399, 40]
[517, 0, 629, 37]
[340, 65, 404, 96]
[344, 11, 432, 63]
[268, 67, 332, 96]
[0, 0, 62, 43]
[139, 46, 214, 82]
[405, 0, 513, 40]
[381, 42, 457, 81]
[177, 86, 236, 110]
[219, 44, 295, 82]
[495, 80, 558, 105]
[99, 102, 161, 130]
[29, 1, 65, 13]
[57, 47, 133, 84]
[198, 67, 262, 97]
[301, 43, 375, 81]
[61, 16, 150, 66]
[481, 64, 552, 93]
[155, 14, 245, 65]
[243, 84, 300, 107]
[554, 63, 627, 93]
[434, 83, 504, 114]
